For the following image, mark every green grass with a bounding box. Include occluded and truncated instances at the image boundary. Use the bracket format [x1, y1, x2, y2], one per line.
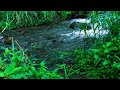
[0, 37, 63, 79]
[67, 36, 120, 79]
[0, 11, 120, 79]
[0, 11, 72, 31]
[59, 11, 120, 79]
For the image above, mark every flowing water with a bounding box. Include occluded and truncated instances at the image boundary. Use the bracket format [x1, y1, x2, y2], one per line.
[0, 18, 109, 78]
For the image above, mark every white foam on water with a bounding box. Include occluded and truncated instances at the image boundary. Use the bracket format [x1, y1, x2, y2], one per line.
[80, 29, 109, 38]
[0, 36, 3, 40]
[61, 18, 110, 40]
[61, 29, 109, 40]
[70, 18, 91, 23]
[65, 18, 91, 24]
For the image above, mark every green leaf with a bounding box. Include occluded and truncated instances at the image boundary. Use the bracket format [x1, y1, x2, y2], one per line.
[0, 58, 4, 66]
[11, 74, 26, 79]
[0, 71, 5, 77]
[30, 67, 39, 76]
[4, 48, 10, 55]
[11, 37, 15, 51]
[104, 49, 110, 53]
[110, 47, 118, 51]
[4, 62, 16, 76]
[106, 42, 112, 47]
[93, 54, 101, 67]
[26, 70, 33, 76]
[13, 67, 23, 72]
[102, 60, 109, 66]
[92, 49, 100, 53]
[102, 45, 106, 48]
[114, 55, 120, 61]
[57, 64, 66, 69]
[94, 54, 99, 60]
[113, 63, 120, 69]
[31, 58, 39, 61]
[39, 61, 46, 69]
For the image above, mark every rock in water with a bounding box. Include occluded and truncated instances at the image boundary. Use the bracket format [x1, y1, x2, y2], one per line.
[69, 22, 78, 29]
[69, 22, 91, 30]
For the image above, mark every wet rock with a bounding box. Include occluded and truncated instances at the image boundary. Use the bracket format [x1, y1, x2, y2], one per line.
[69, 22, 91, 30]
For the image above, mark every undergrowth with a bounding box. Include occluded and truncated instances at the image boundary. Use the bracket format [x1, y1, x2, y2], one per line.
[0, 11, 120, 79]
[64, 36, 120, 79]
[0, 38, 63, 79]
[59, 11, 120, 79]
[0, 11, 72, 31]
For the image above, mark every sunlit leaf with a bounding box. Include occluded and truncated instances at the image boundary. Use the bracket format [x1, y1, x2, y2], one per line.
[106, 42, 112, 47]
[110, 47, 118, 51]
[92, 49, 100, 53]
[4, 62, 16, 76]
[102, 60, 109, 66]
[114, 55, 120, 61]
[0, 71, 5, 77]
[113, 63, 120, 69]
[4, 48, 9, 55]
[39, 61, 46, 69]
[104, 49, 110, 53]
[94, 54, 99, 60]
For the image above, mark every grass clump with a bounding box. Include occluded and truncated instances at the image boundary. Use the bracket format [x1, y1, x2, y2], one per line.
[90, 11, 120, 36]
[58, 36, 120, 79]
[59, 11, 120, 79]
[0, 11, 72, 31]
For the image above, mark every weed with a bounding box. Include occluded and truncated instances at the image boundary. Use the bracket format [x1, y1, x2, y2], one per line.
[0, 11, 120, 79]
[0, 11, 72, 31]
[0, 37, 63, 79]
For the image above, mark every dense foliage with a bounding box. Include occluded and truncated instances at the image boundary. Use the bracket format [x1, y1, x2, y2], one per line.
[61, 36, 120, 79]
[0, 11, 120, 79]
[0, 11, 72, 31]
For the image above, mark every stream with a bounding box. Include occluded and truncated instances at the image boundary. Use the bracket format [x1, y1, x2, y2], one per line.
[0, 18, 109, 78]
